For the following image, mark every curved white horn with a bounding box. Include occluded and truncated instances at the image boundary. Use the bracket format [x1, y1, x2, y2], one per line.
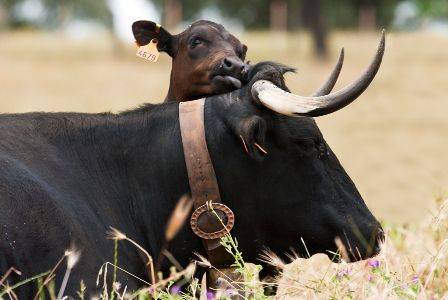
[252, 30, 385, 117]
[312, 48, 344, 96]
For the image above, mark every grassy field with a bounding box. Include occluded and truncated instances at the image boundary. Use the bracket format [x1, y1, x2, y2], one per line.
[1, 30, 447, 224]
[105, 198, 448, 299]
[0, 29, 447, 299]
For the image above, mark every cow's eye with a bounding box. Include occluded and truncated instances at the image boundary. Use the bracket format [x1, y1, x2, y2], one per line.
[293, 137, 327, 157]
[190, 38, 203, 48]
[316, 140, 329, 157]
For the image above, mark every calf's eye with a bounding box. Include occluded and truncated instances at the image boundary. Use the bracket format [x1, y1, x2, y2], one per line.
[190, 38, 203, 48]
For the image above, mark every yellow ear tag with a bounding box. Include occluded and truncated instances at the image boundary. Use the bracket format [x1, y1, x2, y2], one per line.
[136, 39, 159, 62]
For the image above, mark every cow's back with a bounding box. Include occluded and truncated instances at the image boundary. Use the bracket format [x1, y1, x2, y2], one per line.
[0, 113, 145, 297]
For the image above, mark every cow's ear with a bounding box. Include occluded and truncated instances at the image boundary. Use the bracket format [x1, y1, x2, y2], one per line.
[237, 115, 268, 161]
[227, 112, 268, 161]
[132, 20, 176, 57]
[241, 44, 248, 61]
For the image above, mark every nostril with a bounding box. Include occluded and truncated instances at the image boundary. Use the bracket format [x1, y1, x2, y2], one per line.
[374, 238, 383, 253]
[377, 228, 385, 242]
[372, 228, 384, 255]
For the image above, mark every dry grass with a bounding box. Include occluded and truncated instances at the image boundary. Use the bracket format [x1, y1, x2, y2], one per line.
[0, 29, 447, 225]
[83, 198, 448, 298]
[97, 198, 448, 299]
[274, 197, 448, 299]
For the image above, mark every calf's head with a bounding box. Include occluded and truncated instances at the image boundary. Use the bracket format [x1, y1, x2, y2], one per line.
[133, 20, 249, 102]
[203, 32, 386, 264]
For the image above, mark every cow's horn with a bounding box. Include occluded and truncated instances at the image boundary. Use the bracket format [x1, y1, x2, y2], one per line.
[312, 48, 344, 96]
[251, 30, 385, 117]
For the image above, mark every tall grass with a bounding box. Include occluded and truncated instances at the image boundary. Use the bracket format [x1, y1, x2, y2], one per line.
[274, 196, 448, 299]
[99, 196, 448, 299]
[1, 197, 447, 299]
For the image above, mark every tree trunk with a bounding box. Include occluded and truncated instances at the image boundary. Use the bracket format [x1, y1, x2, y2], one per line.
[270, 0, 287, 32]
[0, 2, 13, 28]
[164, 0, 182, 31]
[358, 4, 377, 30]
[0, 4, 6, 27]
[301, 0, 328, 58]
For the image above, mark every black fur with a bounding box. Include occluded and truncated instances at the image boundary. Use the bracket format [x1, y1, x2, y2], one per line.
[0, 62, 382, 297]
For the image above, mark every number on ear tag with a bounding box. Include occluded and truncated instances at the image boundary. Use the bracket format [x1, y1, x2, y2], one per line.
[136, 39, 160, 62]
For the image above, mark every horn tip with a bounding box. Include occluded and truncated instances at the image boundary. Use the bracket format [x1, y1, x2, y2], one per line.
[339, 48, 345, 61]
[380, 29, 386, 47]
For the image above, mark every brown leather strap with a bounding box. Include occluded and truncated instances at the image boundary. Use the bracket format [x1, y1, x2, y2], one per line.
[179, 99, 234, 267]
[179, 99, 221, 207]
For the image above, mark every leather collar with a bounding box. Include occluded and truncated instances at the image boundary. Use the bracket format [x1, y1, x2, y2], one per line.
[179, 98, 235, 267]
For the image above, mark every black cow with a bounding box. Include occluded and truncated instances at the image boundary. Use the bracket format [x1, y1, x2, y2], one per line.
[0, 33, 385, 298]
[133, 20, 250, 102]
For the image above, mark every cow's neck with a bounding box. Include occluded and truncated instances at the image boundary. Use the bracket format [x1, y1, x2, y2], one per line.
[164, 71, 178, 102]
[66, 103, 194, 262]
[114, 97, 233, 268]
[122, 105, 194, 258]
[164, 87, 177, 102]
[164, 70, 197, 103]
[72, 97, 234, 269]
[165, 71, 177, 102]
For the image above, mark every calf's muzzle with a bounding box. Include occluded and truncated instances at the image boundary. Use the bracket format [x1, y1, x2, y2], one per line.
[212, 56, 251, 89]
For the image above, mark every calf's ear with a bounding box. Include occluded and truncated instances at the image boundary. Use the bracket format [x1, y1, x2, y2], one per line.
[132, 20, 176, 57]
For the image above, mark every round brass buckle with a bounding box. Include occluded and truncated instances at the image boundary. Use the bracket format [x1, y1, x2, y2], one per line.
[190, 202, 235, 240]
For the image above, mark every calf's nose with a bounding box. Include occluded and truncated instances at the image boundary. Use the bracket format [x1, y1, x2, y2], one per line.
[222, 57, 246, 75]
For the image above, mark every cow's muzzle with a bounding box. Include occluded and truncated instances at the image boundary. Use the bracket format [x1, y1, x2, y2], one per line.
[341, 224, 385, 262]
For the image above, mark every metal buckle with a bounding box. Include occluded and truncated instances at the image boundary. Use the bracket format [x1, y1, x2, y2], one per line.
[190, 202, 235, 240]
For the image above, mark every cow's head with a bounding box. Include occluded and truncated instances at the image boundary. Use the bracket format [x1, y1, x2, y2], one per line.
[201, 32, 386, 266]
[133, 20, 249, 102]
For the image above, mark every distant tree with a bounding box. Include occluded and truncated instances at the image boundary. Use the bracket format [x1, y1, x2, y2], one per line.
[164, 0, 182, 30]
[323, 0, 399, 29]
[414, 0, 448, 18]
[1, 0, 24, 27]
[270, 0, 287, 31]
[40, 0, 124, 55]
[358, 0, 377, 29]
[151, 0, 212, 29]
[40, 0, 113, 28]
[300, 0, 328, 58]
[0, 0, 113, 29]
[213, 0, 271, 29]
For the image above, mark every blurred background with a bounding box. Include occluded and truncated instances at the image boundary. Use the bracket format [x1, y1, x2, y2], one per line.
[0, 0, 447, 224]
